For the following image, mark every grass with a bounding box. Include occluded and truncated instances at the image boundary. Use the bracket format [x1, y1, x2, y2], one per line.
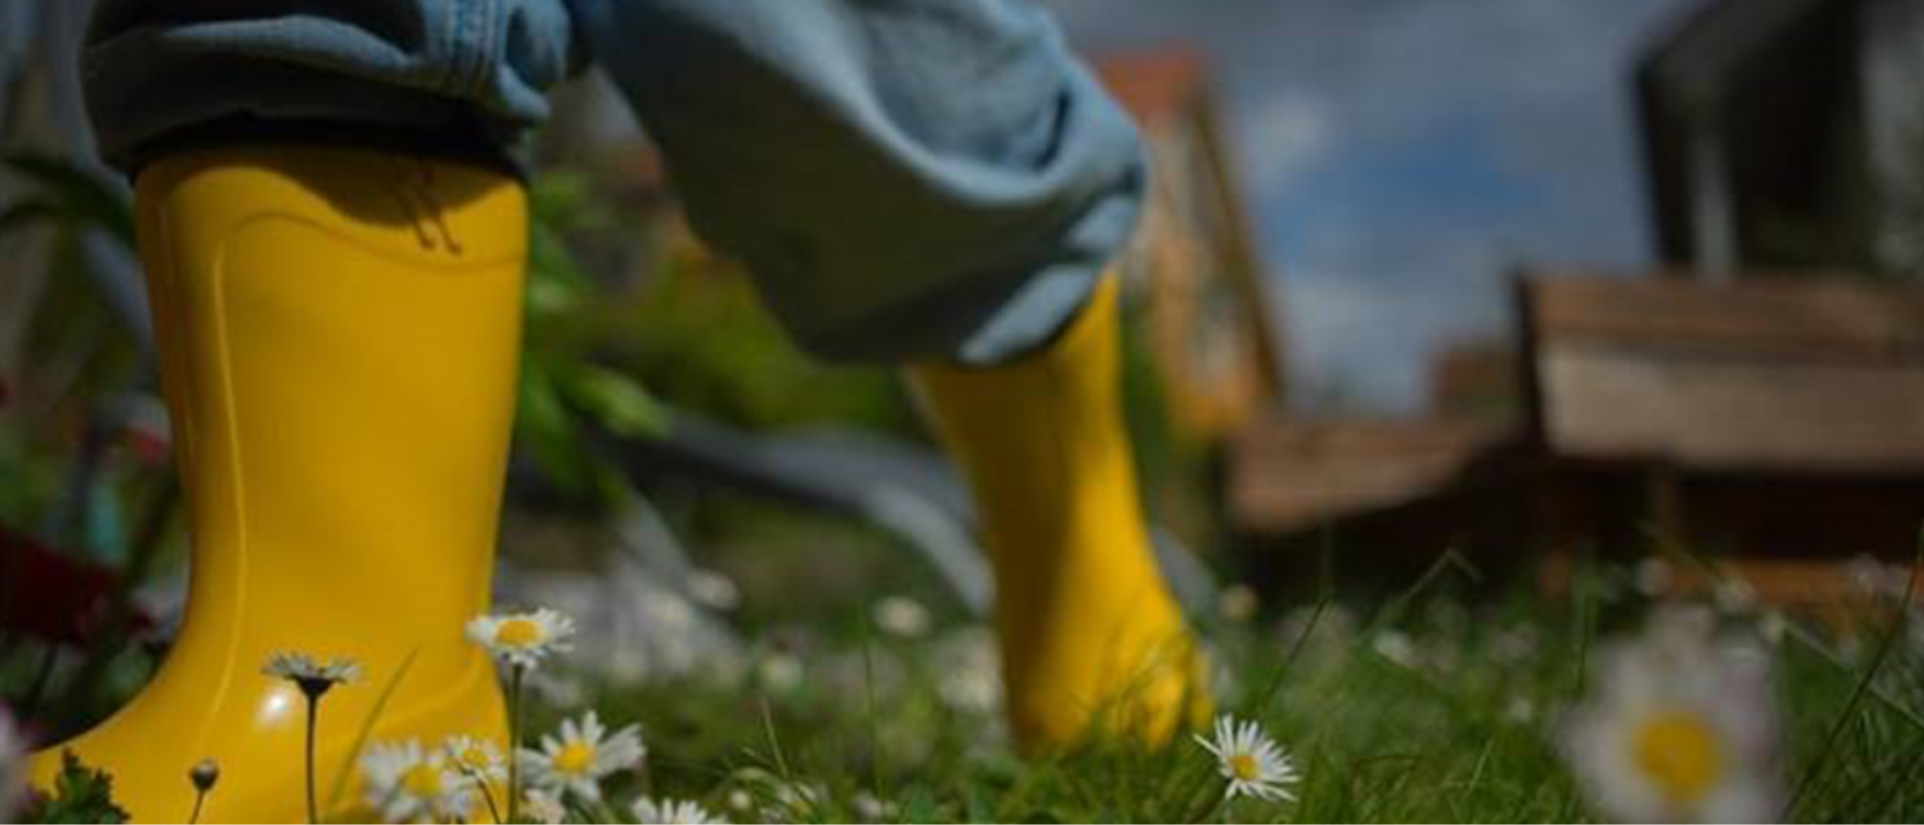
[9, 542, 1921, 823]
[508, 558, 1924, 824]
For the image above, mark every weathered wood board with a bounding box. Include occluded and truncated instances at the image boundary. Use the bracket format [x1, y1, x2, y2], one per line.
[1229, 418, 1509, 534]
[1524, 274, 1924, 473]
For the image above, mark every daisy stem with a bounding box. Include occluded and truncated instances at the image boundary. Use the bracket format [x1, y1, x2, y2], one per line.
[508, 664, 526, 825]
[189, 788, 207, 825]
[1177, 769, 1223, 825]
[483, 787, 504, 825]
[304, 693, 320, 824]
[561, 792, 607, 823]
[461, 764, 504, 825]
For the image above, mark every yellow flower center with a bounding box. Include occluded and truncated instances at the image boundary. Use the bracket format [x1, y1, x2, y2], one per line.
[1632, 710, 1725, 806]
[1228, 753, 1261, 782]
[401, 764, 444, 799]
[495, 618, 543, 648]
[459, 746, 489, 768]
[555, 740, 597, 776]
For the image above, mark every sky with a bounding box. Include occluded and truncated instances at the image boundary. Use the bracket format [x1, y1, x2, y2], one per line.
[1042, 0, 1700, 413]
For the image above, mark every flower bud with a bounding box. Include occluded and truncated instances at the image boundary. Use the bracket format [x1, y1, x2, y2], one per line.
[190, 758, 219, 792]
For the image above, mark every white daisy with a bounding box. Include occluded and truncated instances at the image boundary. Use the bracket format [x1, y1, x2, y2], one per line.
[853, 791, 896, 821]
[687, 569, 742, 612]
[757, 652, 804, 693]
[1713, 577, 1760, 616]
[729, 769, 822, 824]
[359, 739, 474, 824]
[522, 789, 567, 825]
[1846, 555, 1911, 600]
[261, 651, 363, 697]
[1218, 584, 1260, 623]
[1195, 715, 1299, 802]
[633, 796, 727, 824]
[1371, 629, 1419, 669]
[1505, 696, 1538, 725]
[1490, 625, 1542, 665]
[765, 781, 824, 824]
[1562, 607, 1782, 823]
[467, 608, 576, 670]
[873, 595, 931, 639]
[520, 710, 644, 803]
[1758, 611, 1789, 647]
[933, 627, 1002, 715]
[442, 735, 508, 783]
[1634, 557, 1674, 598]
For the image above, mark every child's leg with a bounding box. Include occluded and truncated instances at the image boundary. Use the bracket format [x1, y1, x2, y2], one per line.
[28, 144, 527, 822]
[50, 3, 575, 818]
[911, 277, 1206, 748]
[571, 0, 1202, 747]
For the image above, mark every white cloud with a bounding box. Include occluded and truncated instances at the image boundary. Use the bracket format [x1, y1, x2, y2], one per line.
[1234, 93, 1331, 196]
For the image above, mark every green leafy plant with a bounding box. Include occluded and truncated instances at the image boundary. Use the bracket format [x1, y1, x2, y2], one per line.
[515, 171, 669, 503]
[0, 153, 134, 247]
[19, 751, 130, 824]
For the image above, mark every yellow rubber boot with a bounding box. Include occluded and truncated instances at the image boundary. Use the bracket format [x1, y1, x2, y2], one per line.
[909, 277, 1208, 750]
[27, 145, 525, 822]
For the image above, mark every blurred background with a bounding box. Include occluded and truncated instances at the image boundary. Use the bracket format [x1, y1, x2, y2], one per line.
[4, 0, 1924, 734]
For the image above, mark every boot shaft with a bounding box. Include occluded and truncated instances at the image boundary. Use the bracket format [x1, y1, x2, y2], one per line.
[135, 146, 527, 654]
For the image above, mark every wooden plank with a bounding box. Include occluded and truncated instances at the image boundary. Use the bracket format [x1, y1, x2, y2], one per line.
[1529, 272, 1924, 360]
[1523, 274, 1924, 472]
[1229, 418, 1508, 532]
[1538, 345, 1924, 471]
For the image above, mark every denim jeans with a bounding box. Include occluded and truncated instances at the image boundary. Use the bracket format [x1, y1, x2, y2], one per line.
[83, 0, 1145, 366]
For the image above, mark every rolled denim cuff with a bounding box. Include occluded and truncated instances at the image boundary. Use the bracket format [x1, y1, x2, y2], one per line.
[83, 0, 579, 170]
[83, 0, 1145, 367]
[570, 0, 1147, 366]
